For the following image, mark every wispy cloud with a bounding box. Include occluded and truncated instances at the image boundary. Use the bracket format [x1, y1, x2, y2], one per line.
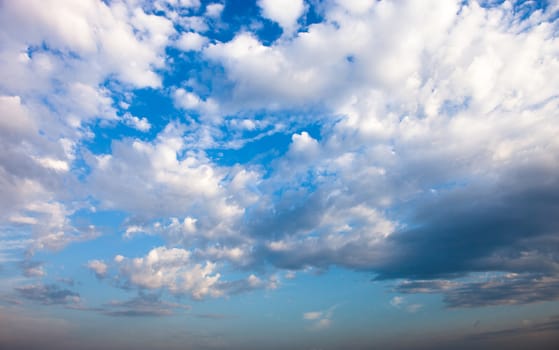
[303, 305, 339, 330]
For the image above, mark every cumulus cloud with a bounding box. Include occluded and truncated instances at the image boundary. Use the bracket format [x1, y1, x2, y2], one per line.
[175, 31, 209, 51]
[0, 0, 174, 88]
[205, 3, 224, 18]
[258, 0, 305, 34]
[109, 246, 277, 300]
[0, 0, 174, 261]
[201, 0, 559, 307]
[123, 113, 151, 132]
[87, 260, 108, 279]
[113, 246, 221, 300]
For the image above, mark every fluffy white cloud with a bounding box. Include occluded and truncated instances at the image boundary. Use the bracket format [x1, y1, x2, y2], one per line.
[87, 260, 108, 279]
[115, 247, 222, 300]
[0, 0, 174, 89]
[0, 0, 175, 260]
[258, 0, 305, 34]
[123, 113, 151, 132]
[205, 3, 224, 18]
[212, 4, 559, 292]
[175, 32, 209, 51]
[86, 123, 252, 248]
[3, 0, 559, 310]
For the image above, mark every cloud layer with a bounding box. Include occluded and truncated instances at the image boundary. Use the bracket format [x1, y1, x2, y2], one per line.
[1, 0, 559, 319]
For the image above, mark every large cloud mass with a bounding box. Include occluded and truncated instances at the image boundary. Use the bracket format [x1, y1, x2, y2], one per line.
[1, 0, 559, 312]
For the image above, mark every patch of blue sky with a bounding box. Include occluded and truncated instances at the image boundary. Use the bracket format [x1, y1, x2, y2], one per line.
[206, 119, 322, 171]
[476, 0, 553, 22]
[218, 0, 283, 44]
[81, 90, 175, 158]
[440, 96, 472, 117]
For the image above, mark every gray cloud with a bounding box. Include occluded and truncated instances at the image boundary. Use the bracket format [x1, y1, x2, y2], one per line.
[15, 283, 80, 305]
[395, 273, 559, 308]
[101, 293, 190, 317]
[19, 260, 45, 277]
[444, 274, 559, 308]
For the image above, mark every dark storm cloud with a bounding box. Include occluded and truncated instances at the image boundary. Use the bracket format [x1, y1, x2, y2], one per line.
[443, 273, 559, 308]
[375, 165, 559, 280]
[259, 165, 559, 277]
[15, 283, 79, 305]
[256, 163, 559, 307]
[395, 274, 559, 308]
[373, 165, 559, 307]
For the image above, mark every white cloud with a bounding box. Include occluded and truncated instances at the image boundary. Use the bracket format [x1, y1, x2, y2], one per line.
[175, 32, 209, 51]
[288, 131, 319, 159]
[124, 216, 197, 241]
[258, 0, 305, 34]
[123, 113, 151, 132]
[198, 0, 559, 275]
[390, 296, 404, 308]
[303, 311, 322, 320]
[174, 88, 202, 109]
[115, 247, 222, 300]
[1, 0, 559, 311]
[205, 3, 224, 18]
[87, 260, 108, 279]
[303, 306, 336, 330]
[0, 0, 174, 88]
[0, 0, 178, 261]
[0, 96, 36, 138]
[195, 244, 251, 266]
[32, 157, 70, 173]
[22, 262, 46, 278]
[390, 296, 422, 313]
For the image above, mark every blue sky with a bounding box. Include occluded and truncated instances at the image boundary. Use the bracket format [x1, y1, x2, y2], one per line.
[1, 0, 559, 349]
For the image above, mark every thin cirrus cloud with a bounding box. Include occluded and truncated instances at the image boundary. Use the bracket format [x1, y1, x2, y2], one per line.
[1, 0, 559, 349]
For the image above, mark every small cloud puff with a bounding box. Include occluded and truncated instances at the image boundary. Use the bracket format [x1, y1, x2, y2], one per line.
[123, 113, 151, 132]
[303, 305, 337, 330]
[87, 259, 108, 279]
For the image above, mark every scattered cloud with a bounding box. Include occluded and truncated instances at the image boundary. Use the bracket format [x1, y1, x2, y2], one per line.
[258, 0, 305, 34]
[390, 296, 422, 313]
[15, 283, 80, 305]
[123, 113, 151, 132]
[175, 31, 209, 51]
[20, 261, 45, 278]
[1, 2, 559, 343]
[87, 260, 108, 279]
[205, 3, 224, 19]
[114, 246, 222, 300]
[303, 305, 337, 330]
[101, 293, 190, 317]
[395, 273, 559, 308]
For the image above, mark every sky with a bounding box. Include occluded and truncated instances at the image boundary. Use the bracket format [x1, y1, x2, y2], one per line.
[1, 0, 559, 349]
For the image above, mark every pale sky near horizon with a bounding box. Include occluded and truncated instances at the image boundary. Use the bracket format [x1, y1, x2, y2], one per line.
[1, 0, 559, 349]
